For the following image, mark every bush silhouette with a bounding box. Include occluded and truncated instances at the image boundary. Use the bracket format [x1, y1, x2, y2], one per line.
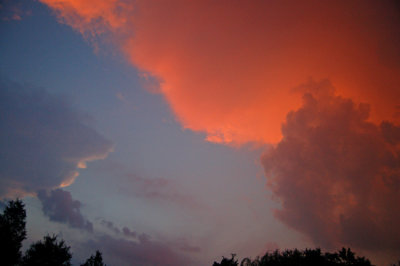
[21, 235, 72, 266]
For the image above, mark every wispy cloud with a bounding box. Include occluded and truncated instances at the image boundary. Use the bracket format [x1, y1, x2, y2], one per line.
[123, 174, 204, 209]
[1, 0, 32, 21]
[100, 219, 138, 239]
[82, 234, 192, 266]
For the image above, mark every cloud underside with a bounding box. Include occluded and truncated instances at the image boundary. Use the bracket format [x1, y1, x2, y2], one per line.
[0, 78, 113, 198]
[40, 0, 400, 144]
[262, 80, 400, 251]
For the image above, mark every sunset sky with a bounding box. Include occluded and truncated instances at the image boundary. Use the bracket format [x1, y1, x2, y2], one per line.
[1, 0, 400, 265]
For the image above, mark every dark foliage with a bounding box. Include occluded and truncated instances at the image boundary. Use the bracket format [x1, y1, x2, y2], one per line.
[213, 248, 373, 266]
[21, 235, 72, 266]
[81, 250, 106, 266]
[0, 199, 27, 266]
[0, 199, 106, 266]
[213, 254, 238, 266]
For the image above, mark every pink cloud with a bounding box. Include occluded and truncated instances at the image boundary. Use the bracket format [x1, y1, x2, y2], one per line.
[262, 80, 400, 255]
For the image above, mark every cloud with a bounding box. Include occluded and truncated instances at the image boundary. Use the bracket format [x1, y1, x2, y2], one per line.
[82, 234, 191, 266]
[123, 174, 204, 209]
[99, 219, 138, 239]
[262, 80, 400, 252]
[1, 0, 32, 21]
[96, 218, 201, 261]
[122, 226, 137, 239]
[40, 0, 400, 144]
[100, 219, 121, 235]
[0, 78, 113, 198]
[38, 189, 93, 232]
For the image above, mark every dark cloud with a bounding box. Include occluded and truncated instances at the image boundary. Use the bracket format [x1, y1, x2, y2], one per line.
[38, 189, 93, 232]
[98, 218, 201, 256]
[98, 218, 200, 255]
[0, 78, 113, 197]
[82, 234, 191, 266]
[122, 226, 137, 238]
[262, 80, 400, 253]
[100, 219, 121, 235]
[99, 219, 138, 239]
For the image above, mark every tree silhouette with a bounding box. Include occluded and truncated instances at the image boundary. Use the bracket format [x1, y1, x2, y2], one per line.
[0, 199, 27, 266]
[21, 235, 72, 266]
[213, 248, 373, 266]
[81, 250, 106, 266]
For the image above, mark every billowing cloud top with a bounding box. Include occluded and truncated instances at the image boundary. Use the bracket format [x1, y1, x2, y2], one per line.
[262, 80, 400, 252]
[40, 0, 400, 144]
[0, 78, 113, 197]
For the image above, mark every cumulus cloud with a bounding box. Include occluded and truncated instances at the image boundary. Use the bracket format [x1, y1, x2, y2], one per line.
[40, 0, 400, 144]
[0, 78, 113, 198]
[38, 189, 93, 232]
[262, 80, 400, 252]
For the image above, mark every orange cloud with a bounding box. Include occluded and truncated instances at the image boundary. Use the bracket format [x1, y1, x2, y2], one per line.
[39, 0, 400, 145]
[40, 0, 131, 35]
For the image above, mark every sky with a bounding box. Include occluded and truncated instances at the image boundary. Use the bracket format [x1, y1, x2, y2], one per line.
[0, 0, 400, 265]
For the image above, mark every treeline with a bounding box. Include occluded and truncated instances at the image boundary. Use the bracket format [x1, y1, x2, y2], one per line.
[212, 249, 377, 266]
[0, 199, 105, 266]
[2, 199, 399, 266]
[213, 249, 400, 266]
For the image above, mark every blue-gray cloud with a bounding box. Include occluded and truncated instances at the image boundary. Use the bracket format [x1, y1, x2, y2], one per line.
[38, 188, 93, 232]
[0, 77, 113, 197]
[82, 234, 192, 266]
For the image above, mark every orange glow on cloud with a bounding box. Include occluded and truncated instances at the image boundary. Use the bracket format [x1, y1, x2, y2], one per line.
[40, 0, 400, 144]
[262, 80, 400, 252]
